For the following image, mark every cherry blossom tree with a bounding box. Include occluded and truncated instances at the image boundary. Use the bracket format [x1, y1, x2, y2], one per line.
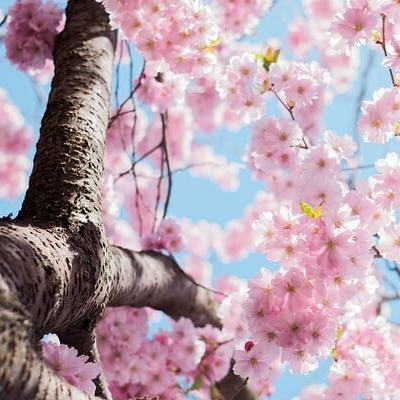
[1, 0, 400, 399]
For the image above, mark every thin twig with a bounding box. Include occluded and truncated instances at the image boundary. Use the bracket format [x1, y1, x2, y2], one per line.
[341, 164, 374, 172]
[194, 281, 228, 298]
[271, 88, 309, 149]
[372, 245, 382, 258]
[115, 161, 242, 183]
[380, 13, 396, 87]
[387, 261, 400, 280]
[271, 88, 295, 121]
[0, 14, 7, 28]
[161, 112, 172, 220]
[152, 127, 165, 233]
[381, 293, 400, 302]
[115, 140, 163, 181]
[108, 60, 146, 129]
[131, 167, 145, 236]
[126, 40, 134, 90]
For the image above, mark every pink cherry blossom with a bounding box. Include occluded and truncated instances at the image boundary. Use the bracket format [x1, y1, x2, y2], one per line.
[233, 342, 274, 383]
[42, 339, 100, 395]
[4, 0, 63, 74]
[287, 17, 313, 58]
[100, 0, 218, 78]
[0, 88, 32, 199]
[330, 4, 377, 52]
[378, 223, 400, 262]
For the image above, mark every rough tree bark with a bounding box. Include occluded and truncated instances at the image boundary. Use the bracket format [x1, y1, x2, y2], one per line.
[0, 1, 257, 399]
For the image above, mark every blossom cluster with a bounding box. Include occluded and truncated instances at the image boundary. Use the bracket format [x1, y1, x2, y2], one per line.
[249, 117, 303, 172]
[228, 195, 380, 380]
[373, 151, 400, 211]
[294, 317, 400, 399]
[330, 0, 400, 54]
[248, 118, 357, 206]
[100, 0, 219, 78]
[41, 334, 100, 395]
[284, 0, 360, 93]
[217, 54, 329, 130]
[217, 52, 266, 123]
[186, 72, 222, 132]
[373, 152, 400, 263]
[4, 0, 63, 76]
[141, 217, 183, 253]
[189, 143, 241, 191]
[324, 317, 400, 399]
[212, 0, 273, 38]
[0, 89, 32, 198]
[218, 284, 282, 397]
[223, 148, 400, 386]
[136, 66, 189, 113]
[96, 307, 233, 399]
[359, 87, 400, 144]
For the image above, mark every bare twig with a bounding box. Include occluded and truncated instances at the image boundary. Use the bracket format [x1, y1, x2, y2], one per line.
[372, 245, 382, 258]
[107, 60, 146, 129]
[0, 14, 7, 28]
[271, 88, 309, 149]
[161, 112, 172, 220]
[152, 119, 166, 233]
[271, 88, 295, 121]
[387, 261, 400, 280]
[115, 140, 164, 181]
[379, 13, 396, 87]
[341, 164, 374, 172]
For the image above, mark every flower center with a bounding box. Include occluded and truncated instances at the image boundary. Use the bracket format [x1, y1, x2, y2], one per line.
[249, 357, 258, 366]
[354, 22, 363, 32]
[327, 240, 335, 250]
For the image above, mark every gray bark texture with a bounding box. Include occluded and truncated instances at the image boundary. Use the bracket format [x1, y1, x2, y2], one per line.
[0, 1, 257, 399]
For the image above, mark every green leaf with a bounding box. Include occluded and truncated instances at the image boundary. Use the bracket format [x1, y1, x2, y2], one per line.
[314, 203, 323, 218]
[331, 345, 338, 362]
[331, 326, 343, 362]
[202, 37, 221, 53]
[254, 52, 266, 63]
[254, 47, 280, 72]
[264, 47, 280, 71]
[265, 47, 280, 63]
[189, 375, 203, 391]
[299, 200, 323, 219]
[300, 200, 316, 218]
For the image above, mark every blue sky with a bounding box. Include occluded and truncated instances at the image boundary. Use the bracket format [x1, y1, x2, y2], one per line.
[1, 0, 399, 398]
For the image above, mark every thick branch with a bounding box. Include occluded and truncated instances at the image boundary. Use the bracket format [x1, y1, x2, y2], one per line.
[216, 368, 256, 400]
[108, 247, 220, 327]
[19, 0, 115, 226]
[108, 246, 257, 399]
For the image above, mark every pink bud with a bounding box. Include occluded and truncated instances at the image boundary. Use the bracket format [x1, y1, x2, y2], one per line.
[244, 340, 254, 352]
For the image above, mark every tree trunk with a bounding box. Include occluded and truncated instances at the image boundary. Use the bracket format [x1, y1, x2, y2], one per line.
[0, 1, 258, 399]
